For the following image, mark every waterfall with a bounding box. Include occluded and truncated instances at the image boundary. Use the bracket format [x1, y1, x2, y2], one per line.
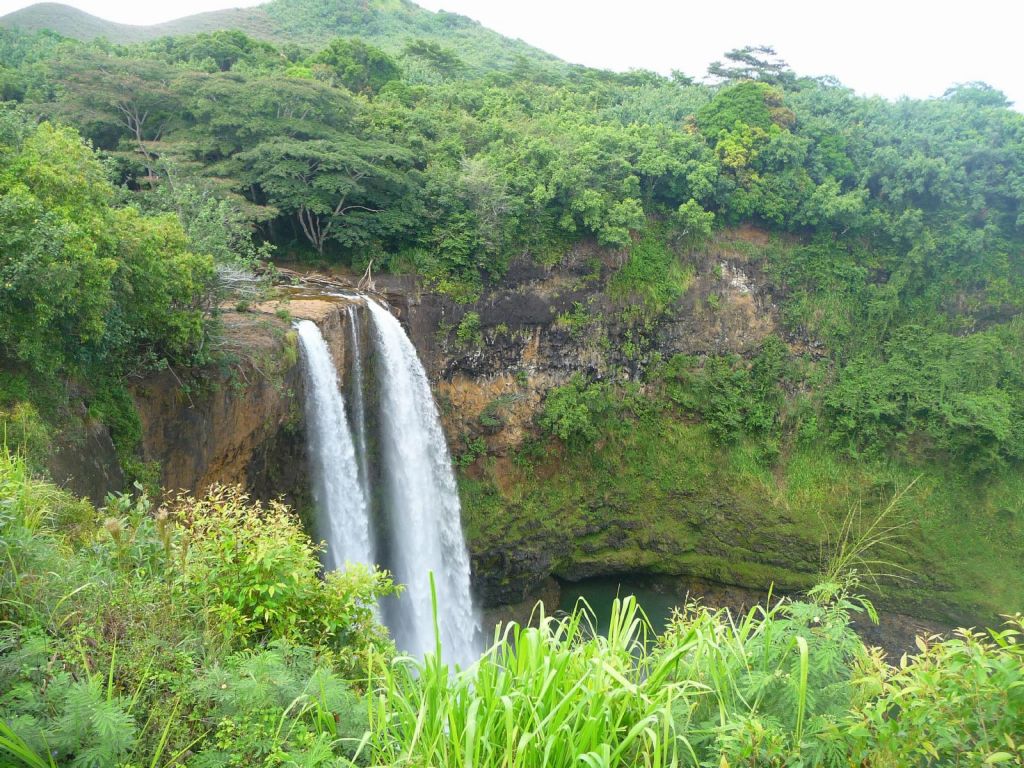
[345, 305, 372, 507]
[365, 298, 480, 667]
[298, 301, 479, 666]
[296, 320, 374, 571]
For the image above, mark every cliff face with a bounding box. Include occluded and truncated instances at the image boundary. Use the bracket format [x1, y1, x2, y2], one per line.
[48, 228, 997, 628]
[129, 298, 361, 506]
[374, 228, 813, 611]
[130, 310, 302, 499]
[49, 294, 366, 511]
[386, 229, 780, 446]
[376, 230, 995, 627]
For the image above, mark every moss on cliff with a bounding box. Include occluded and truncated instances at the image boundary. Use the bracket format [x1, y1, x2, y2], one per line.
[459, 388, 1024, 625]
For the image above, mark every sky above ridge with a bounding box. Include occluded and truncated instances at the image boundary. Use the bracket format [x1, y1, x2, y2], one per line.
[1, 0, 1021, 107]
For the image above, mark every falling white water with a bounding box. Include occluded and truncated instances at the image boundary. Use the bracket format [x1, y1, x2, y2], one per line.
[345, 304, 372, 506]
[296, 320, 374, 571]
[365, 298, 480, 666]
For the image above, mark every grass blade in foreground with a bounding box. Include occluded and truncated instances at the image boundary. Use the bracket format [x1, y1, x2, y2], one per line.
[369, 595, 697, 768]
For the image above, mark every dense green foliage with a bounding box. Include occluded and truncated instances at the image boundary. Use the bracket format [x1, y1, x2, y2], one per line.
[538, 375, 616, 448]
[0, 450, 393, 766]
[659, 337, 790, 444]
[0, 111, 213, 379]
[2, 454, 1022, 766]
[0, 107, 225, 480]
[3, 27, 1022, 471]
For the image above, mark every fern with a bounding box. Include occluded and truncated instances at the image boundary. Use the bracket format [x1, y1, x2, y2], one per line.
[189, 644, 366, 767]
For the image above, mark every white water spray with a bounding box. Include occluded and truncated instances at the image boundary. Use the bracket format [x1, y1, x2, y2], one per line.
[365, 298, 480, 667]
[296, 320, 373, 571]
[345, 304, 372, 506]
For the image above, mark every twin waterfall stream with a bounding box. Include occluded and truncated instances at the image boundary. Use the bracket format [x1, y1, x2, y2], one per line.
[296, 297, 479, 667]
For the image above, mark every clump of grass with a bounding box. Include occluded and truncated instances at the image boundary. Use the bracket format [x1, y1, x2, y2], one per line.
[819, 478, 917, 594]
[369, 582, 700, 767]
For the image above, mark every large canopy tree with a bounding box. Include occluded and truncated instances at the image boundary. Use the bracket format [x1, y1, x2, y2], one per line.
[45, 52, 183, 176]
[237, 135, 411, 254]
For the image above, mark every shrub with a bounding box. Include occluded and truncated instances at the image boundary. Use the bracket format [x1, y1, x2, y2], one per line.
[177, 485, 396, 671]
[538, 375, 615, 449]
[555, 301, 592, 340]
[609, 230, 693, 316]
[663, 582, 873, 767]
[660, 337, 789, 444]
[0, 454, 394, 767]
[187, 643, 369, 767]
[0, 401, 51, 472]
[825, 323, 1024, 472]
[847, 617, 1024, 765]
[454, 311, 483, 348]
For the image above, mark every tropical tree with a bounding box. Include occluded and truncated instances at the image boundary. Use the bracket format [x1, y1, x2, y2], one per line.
[237, 135, 410, 254]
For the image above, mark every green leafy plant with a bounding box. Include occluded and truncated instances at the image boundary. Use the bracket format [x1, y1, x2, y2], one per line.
[847, 618, 1024, 765]
[538, 375, 616, 449]
[454, 311, 484, 348]
[176, 486, 396, 670]
[457, 435, 487, 467]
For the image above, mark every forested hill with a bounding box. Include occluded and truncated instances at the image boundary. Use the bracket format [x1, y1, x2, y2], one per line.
[0, 3, 272, 45]
[1, 0, 1024, 627]
[0, 0, 563, 73]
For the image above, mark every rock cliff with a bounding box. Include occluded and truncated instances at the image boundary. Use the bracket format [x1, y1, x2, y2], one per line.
[377, 229, 814, 612]
[46, 228, 993, 628]
[129, 297, 360, 505]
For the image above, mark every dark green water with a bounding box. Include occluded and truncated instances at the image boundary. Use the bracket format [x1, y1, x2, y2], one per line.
[554, 575, 937, 657]
[556, 576, 700, 637]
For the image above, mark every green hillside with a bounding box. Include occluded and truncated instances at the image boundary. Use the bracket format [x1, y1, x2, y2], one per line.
[0, 0, 564, 72]
[1, 0, 1024, 762]
[0, 2, 273, 43]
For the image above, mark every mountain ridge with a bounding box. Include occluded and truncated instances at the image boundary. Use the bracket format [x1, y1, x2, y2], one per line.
[0, 0, 564, 72]
[0, 2, 273, 42]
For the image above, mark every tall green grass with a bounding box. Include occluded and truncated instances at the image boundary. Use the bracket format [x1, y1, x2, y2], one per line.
[370, 586, 701, 767]
[366, 577, 870, 767]
[366, 587, 1023, 767]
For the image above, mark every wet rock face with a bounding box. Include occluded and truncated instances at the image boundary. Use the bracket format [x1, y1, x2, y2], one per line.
[363, 234, 780, 485]
[474, 527, 571, 606]
[130, 300, 360, 506]
[47, 412, 124, 506]
[463, 474, 825, 613]
[373, 230, 788, 610]
[392, 232, 781, 393]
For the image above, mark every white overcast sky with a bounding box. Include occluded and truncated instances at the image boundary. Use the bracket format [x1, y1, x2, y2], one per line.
[1, 0, 1022, 107]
